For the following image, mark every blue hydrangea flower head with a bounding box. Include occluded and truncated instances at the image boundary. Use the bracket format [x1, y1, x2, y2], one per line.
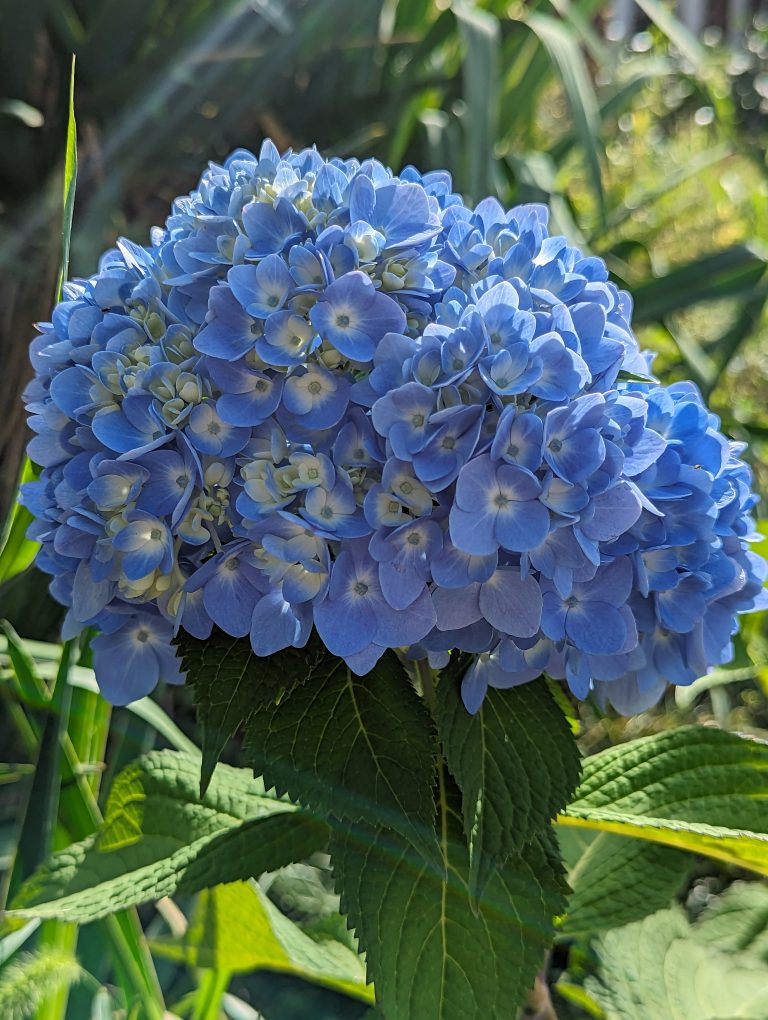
[22, 139, 767, 710]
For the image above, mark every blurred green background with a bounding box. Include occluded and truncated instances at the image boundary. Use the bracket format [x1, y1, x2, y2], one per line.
[2, 1, 768, 1017]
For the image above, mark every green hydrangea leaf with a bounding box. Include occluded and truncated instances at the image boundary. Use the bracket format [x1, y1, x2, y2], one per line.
[690, 880, 768, 959]
[587, 903, 768, 1019]
[560, 725, 768, 875]
[244, 650, 440, 864]
[174, 628, 329, 795]
[558, 829, 691, 934]
[8, 751, 327, 923]
[435, 661, 581, 897]
[331, 766, 567, 1020]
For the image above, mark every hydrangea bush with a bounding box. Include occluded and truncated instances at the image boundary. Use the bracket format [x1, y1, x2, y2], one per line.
[16, 139, 768, 1020]
[22, 140, 766, 712]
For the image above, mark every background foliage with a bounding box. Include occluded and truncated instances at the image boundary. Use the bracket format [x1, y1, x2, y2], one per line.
[1, 0, 768, 1017]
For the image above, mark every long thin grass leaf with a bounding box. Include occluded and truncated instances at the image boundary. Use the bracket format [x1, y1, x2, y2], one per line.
[5, 641, 75, 904]
[633, 0, 707, 70]
[549, 56, 678, 166]
[630, 245, 768, 323]
[191, 969, 231, 1020]
[592, 145, 731, 241]
[0, 461, 38, 587]
[55, 55, 77, 301]
[547, 0, 611, 65]
[0, 620, 49, 709]
[499, 25, 554, 143]
[711, 291, 768, 377]
[65, 667, 198, 754]
[0, 921, 41, 967]
[454, 0, 500, 199]
[524, 11, 605, 223]
[0, 634, 198, 754]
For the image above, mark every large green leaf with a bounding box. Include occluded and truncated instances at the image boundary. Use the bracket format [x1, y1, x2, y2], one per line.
[153, 880, 373, 1004]
[560, 726, 768, 875]
[691, 881, 768, 959]
[175, 628, 328, 794]
[435, 663, 580, 896]
[8, 752, 327, 923]
[244, 650, 439, 862]
[587, 903, 768, 1019]
[331, 768, 566, 1020]
[558, 829, 690, 935]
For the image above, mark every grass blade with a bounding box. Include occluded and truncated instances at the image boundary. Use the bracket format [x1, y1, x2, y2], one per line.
[67, 667, 198, 754]
[524, 11, 605, 223]
[711, 291, 768, 376]
[0, 619, 49, 710]
[55, 54, 77, 301]
[453, 0, 500, 200]
[192, 969, 231, 1020]
[0, 920, 41, 966]
[35, 921, 79, 1020]
[0, 461, 38, 586]
[1, 633, 199, 754]
[630, 245, 768, 323]
[4, 641, 75, 904]
[633, 0, 707, 71]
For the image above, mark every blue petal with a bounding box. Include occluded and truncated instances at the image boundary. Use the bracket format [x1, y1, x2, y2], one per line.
[449, 505, 499, 556]
[478, 569, 542, 637]
[92, 407, 159, 454]
[596, 675, 666, 714]
[566, 603, 627, 655]
[461, 659, 489, 714]
[217, 373, 283, 427]
[313, 592, 377, 655]
[432, 583, 482, 631]
[494, 498, 550, 553]
[345, 643, 386, 675]
[92, 630, 160, 704]
[250, 592, 311, 655]
[579, 482, 642, 542]
[242, 197, 307, 257]
[379, 560, 427, 611]
[203, 565, 261, 637]
[374, 587, 436, 647]
[72, 559, 113, 622]
[541, 590, 567, 642]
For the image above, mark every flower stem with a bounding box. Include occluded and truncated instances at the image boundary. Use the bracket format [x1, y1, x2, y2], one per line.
[416, 657, 437, 716]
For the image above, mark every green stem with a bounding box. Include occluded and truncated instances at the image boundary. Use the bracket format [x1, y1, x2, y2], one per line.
[0, 688, 38, 756]
[106, 912, 165, 1020]
[192, 969, 230, 1020]
[416, 657, 437, 717]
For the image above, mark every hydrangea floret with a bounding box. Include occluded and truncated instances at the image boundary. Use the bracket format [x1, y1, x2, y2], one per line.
[22, 140, 768, 711]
